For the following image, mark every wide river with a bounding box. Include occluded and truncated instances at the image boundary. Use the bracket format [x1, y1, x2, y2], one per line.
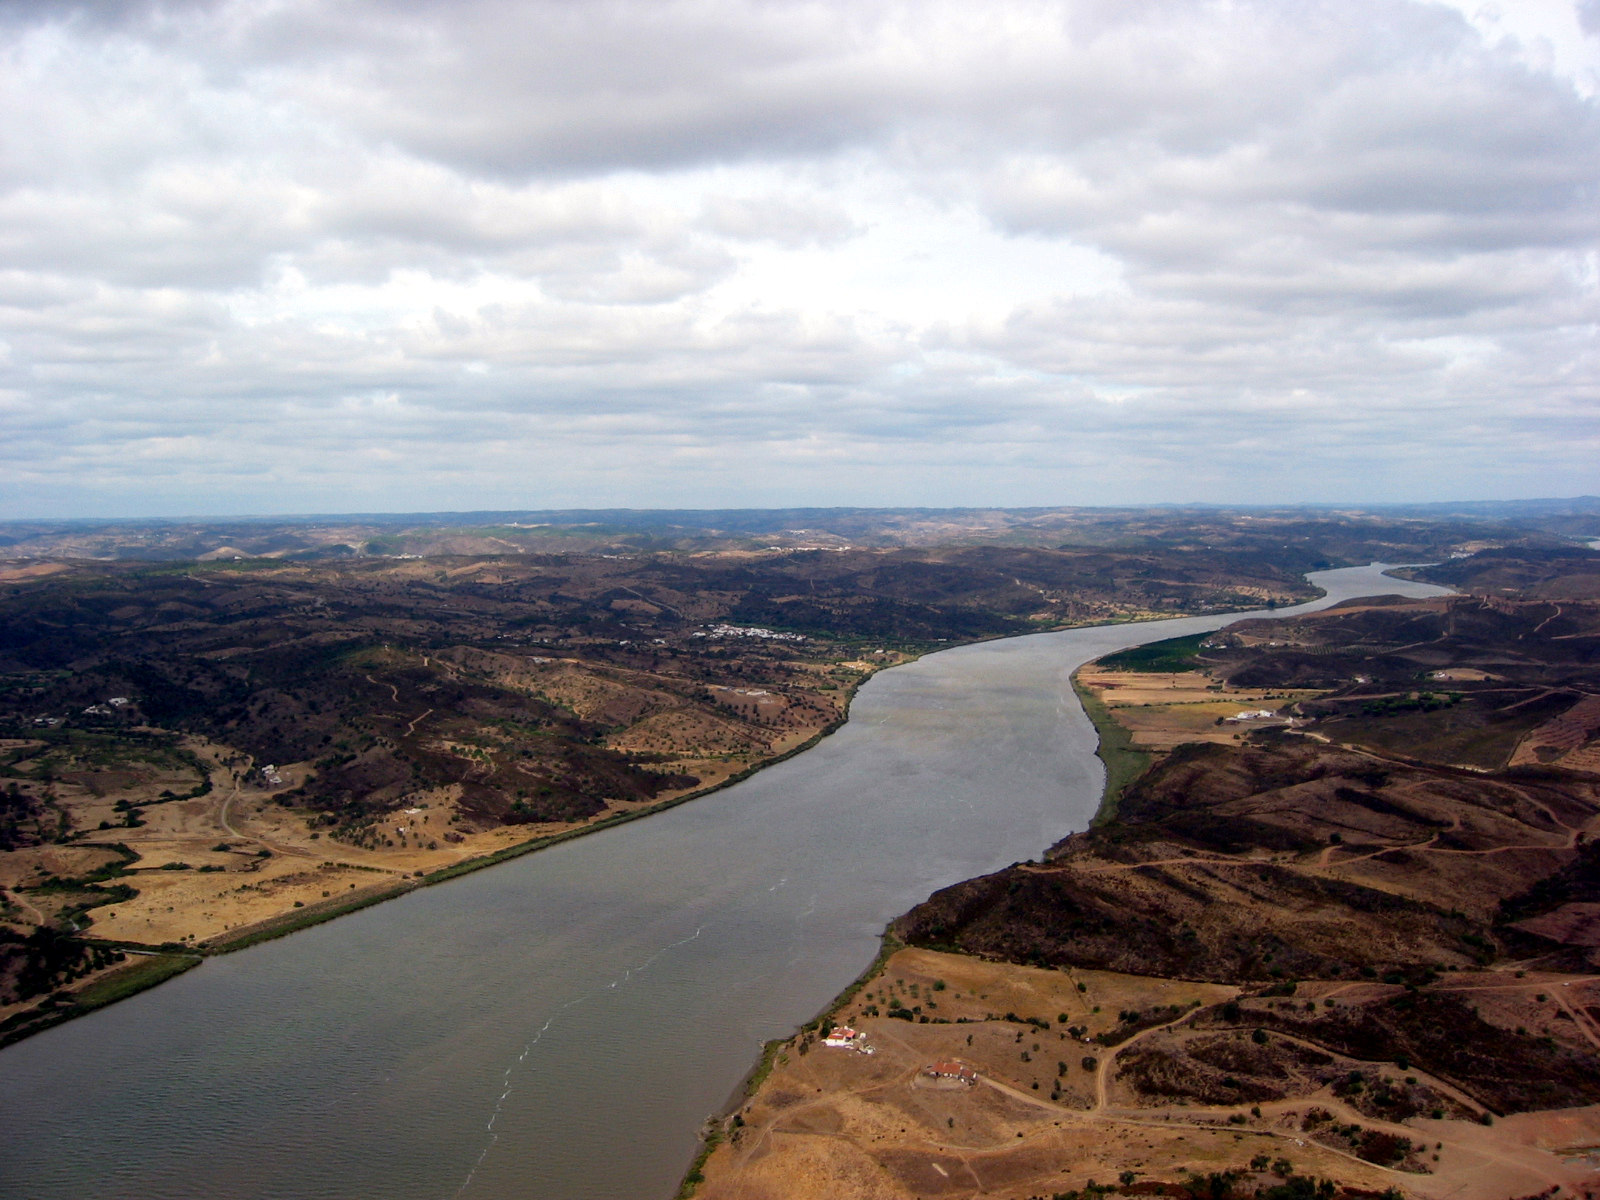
[0, 564, 1449, 1200]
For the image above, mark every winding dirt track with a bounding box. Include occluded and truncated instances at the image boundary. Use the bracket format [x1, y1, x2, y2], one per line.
[218, 781, 313, 860]
[1429, 974, 1600, 1054]
[715, 992, 1600, 1200]
[214, 768, 401, 874]
[366, 671, 430, 736]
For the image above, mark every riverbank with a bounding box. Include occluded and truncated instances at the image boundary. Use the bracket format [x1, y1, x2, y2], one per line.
[676, 594, 1342, 1197]
[15, 568, 1463, 1200]
[689, 571, 1600, 1200]
[0, 601, 1292, 1049]
[677, 931, 907, 1200]
[1071, 672, 1149, 826]
[0, 950, 200, 1050]
[201, 608, 1230, 950]
[203, 703, 860, 956]
[0, 675, 872, 1049]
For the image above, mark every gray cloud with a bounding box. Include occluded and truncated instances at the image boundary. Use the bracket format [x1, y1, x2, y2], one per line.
[0, 0, 1596, 517]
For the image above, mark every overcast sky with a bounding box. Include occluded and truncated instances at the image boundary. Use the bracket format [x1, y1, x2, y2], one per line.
[2, 0, 1597, 518]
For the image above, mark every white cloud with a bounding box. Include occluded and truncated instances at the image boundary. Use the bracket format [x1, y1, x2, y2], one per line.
[0, 0, 1595, 517]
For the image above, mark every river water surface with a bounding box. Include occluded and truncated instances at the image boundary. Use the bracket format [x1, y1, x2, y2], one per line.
[0, 565, 1449, 1200]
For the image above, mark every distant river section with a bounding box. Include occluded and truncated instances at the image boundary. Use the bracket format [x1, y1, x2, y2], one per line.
[0, 565, 1450, 1200]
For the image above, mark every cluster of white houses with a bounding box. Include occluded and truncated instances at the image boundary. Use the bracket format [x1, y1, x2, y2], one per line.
[1224, 708, 1279, 723]
[692, 624, 807, 642]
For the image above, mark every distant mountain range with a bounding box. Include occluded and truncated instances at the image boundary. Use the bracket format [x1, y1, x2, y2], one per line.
[3, 499, 1596, 561]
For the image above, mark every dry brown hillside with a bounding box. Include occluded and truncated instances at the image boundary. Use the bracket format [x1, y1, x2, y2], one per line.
[698, 559, 1600, 1200]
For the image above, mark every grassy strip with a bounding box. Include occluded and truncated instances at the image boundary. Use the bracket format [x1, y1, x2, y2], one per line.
[1072, 670, 1151, 826]
[677, 931, 905, 1198]
[0, 679, 882, 1051]
[0, 952, 201, 1050]
[3, 616, 1215, 1054]
[674, 1124, 724, 1200]
[202, 880, 416, 953]
[421, 712, 851, 886]
[68, 951, 202, 1009]
[1094, 631, 1210, 673]
[199, 674, 877, 948]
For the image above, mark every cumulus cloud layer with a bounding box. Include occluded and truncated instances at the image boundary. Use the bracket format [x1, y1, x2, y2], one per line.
[1, 0, 1596, 516]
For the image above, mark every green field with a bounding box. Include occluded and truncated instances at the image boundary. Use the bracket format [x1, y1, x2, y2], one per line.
[1073, 674, 1151, 824]
[1094, 632, 1211, 673]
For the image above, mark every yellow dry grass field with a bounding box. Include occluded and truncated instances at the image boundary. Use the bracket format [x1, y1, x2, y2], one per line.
[6, 761, 584, 952]
[696, 949, 1600, 1200]
[63, 730, 775, 948]
[0, 562, 71, 584]
[0, 648, 894, 980]
[1076, 669, 1321, 750]
[0, 844, 126, 891]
